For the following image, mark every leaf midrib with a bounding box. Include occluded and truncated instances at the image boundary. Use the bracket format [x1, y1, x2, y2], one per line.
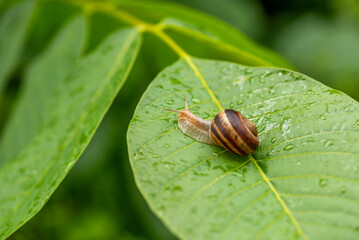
[65, 1, 308, 239]
[250, 155, 309, 240]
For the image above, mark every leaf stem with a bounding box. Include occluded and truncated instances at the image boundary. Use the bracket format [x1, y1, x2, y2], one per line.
[64, 0, 224, 110]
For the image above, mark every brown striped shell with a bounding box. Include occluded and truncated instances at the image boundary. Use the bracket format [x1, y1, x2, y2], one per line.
[166, 97, 259, 156]
[210, 109, 259, 155]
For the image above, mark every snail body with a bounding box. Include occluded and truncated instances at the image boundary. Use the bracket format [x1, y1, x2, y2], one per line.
[166, 97, 259, 156]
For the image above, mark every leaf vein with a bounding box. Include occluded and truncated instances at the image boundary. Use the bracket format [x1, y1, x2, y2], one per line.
[196, 179, 265, 229]
[250, 155, 309, 240]
[220, 190, 272, 238]
[152, 141, 198, 167]
[258, 130, 359, 153]
[155, 149, 227, 197]
[270, 175, 359, 184]
[174, 159, 251, 215]
[255, 211, 286, 240]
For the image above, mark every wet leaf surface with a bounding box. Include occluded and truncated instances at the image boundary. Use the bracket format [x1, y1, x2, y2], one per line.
[128, 58, 359, 240]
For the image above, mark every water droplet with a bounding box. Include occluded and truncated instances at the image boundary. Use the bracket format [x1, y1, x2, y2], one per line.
[236, 100, 244, 106]
[164, 144, 170, 148]
[283, 143, 294, 151]
[137, 148, 144, 156]
[233, 77, 249, 86]
[30, 169, 38, 176]
[165, 99, 174, 105]
[169, 76, 181, 84]
[271, 137, 277, 143]
[172, 185, 182, 191]
[306, 138, 315, 143]
[193, 170, 208, 176]
[281, 119, 291, 139]
[244, 69, 253, 74]
[344, 104, 353, 111]
[319, 179, 328, 187]
[353, 120, 359, 129]
[212, 165, 226, 173]
[323, 139, 333, 148]
[192, 98, 200, 104]
[266, 149, 274, 158]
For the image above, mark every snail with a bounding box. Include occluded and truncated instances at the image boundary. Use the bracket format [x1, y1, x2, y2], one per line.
[165, 96, 259, 156]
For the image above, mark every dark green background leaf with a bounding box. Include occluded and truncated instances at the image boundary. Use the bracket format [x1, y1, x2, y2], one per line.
[0, 15, 87, 165]
[0, 0, 35, 94]
[0, 27, 141, 239]
[274, 13, 359, 101]
[119, 0, 292, 68]
[128, 58, 359, 240]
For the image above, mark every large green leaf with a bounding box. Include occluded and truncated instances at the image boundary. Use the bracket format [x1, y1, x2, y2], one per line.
[0, 0, 35, 94]
[128, 58, 359, 240]
[66, 0, 291, 68]
[0, 15, 87, 165]
[119, 1, 292, 68]
[0, 27, 141, 239]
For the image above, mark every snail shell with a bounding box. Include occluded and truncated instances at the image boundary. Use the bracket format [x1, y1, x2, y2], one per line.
[166, 97, 259, 156]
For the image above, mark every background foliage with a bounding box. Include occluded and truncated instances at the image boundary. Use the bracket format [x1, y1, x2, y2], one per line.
[0, 0, 358, 239]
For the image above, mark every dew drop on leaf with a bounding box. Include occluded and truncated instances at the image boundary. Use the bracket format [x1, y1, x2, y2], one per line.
[319, 179, 328, 187]
[236, 100, 244, 106]
[191, 98, 200, 104]
[323, 139, 334, 148]
[169, 76, 181, 85]
[306, 138, 315, 143]
[266, 149, 274, 158]
[137, 148, 144, 156]
[165, 99, 174, 105]
[172, 185, 182, 191]
[30, 169, 38, 176]
[212, 165, 227, 173]
[283, 143, 295, 151]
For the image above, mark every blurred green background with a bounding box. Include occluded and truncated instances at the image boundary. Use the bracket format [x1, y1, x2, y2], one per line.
[4, 0, 359, 239]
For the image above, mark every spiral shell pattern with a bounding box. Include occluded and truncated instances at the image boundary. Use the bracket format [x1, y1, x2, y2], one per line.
[210, 109, 259, 156]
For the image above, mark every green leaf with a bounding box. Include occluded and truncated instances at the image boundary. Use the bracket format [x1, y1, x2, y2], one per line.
[0, 0, 35, 94]
[120, 1, 292, 68]
[67, 1, 291, 69]
[0, 27, 141, 239]
[0, 15, 87, 165]
[128, 58, 359, 239]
